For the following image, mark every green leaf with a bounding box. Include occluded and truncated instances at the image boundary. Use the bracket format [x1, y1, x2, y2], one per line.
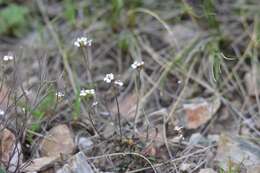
[72, 89, 81, 120]
[212, 54, 221, 82]
[0, 4, 29, 35]
[111, 0, 124, 27]
[202, 0, 219, 30]
[0, 167, 6, 173]
[27, 122, 41, 143]
[30, 122, 41, 132]
[112, 0, 123, 13]
[64, 0, 76, 25]
[32, 89, 56, 118]
[1, 4, 28, 26]
[118, 31, 135, 52]
[208, 41, 222, 82]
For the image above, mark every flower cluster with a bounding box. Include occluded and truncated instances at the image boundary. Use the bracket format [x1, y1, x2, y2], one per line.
[131, 60, 144, 69]
[114, 80, 124, 87]
[3, 55, 14, 61]
[103, 73, 114, 83]
[91, 101, 98, 107]
[74, 37, 92, 47]
[103, 73, 124, 87]
[80, 89, 95, 97]
[56, 92, 65, 98]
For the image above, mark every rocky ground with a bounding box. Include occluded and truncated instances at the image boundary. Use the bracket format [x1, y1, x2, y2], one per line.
[0, 0, 260, 173]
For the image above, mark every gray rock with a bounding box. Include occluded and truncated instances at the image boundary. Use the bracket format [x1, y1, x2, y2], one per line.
[77, 136, 93, 151]
[199, 168, 217, 173]
[59, 152, 94, 173]
[215, 134, 260, 171]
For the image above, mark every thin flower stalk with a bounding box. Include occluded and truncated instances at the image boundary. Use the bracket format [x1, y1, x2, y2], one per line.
[103, 73, 124, 140]
[132, 60, 144, 133]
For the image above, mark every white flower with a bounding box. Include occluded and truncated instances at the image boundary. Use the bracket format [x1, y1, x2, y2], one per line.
[80, 89, 95, 97]
[114, 80, 124, 87]
[0, 109, 5, 116]
[104, 73, 114, 83]
[91, 101, 98, 107]
[74, 37, 92, 47]
[174, 126, 183, 131]
[3, 55, 14, 61]
[131, 60, 144, 69]
[56, 92, 65, 97]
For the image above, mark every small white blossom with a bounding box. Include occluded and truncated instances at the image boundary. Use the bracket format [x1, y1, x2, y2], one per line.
[3, 55, 14, 61]
[131, 60, 144, 69]
[104, 73, 114, 83]
[56, 92, 65, 97]
[91, 101, 98, 107]
[80, 89, 95, 97]
[0, 109, 5, 116]
[114, 80, 124, 87]
[74, 37, 92, 47]
[174, 126, 183, 131]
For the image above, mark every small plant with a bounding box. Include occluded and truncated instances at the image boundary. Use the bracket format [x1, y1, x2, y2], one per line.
[104, 73, 124, 140]
[202, 0, 219, 30]
[22, 87, 57, 142]
[219, 160, 242, 173]
[0, 3, 29, 36]
[64, 0, 76, 25]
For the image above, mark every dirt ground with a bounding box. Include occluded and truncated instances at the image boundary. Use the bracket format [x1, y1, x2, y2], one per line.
[0, 0, 260, 173]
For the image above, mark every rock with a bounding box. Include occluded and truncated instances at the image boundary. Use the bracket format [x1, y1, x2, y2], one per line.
[21, 156, 58, 172]
[189, 133, 209, 146]
[102, 122, 115, 139]
[189, 133, 219, 145]
[215, 134, 260, 171]
[76, 136, 93, 151]
[58, 152, 94, 173]
[0, 128, 23, 172]
[182, 97, 220, 129]
[207, 134, 219, 143]
[40, 124, 75, 157]
[199, 168, 217, 173]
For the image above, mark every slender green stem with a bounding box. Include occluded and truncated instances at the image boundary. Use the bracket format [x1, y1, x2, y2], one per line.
[80, 47, 93, 83]
[133, 70, 141, 133]
[115, 92, 122, 140]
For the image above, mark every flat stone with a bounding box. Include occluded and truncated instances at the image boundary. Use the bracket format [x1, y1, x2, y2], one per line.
[21, 156, 58, 172]
[0, 128, 23, 172]
[182, 97, 220, 129]
[58, 152, 94, 173]
[40, 124, 75, 157]
[199, 168, 217, 173]
[215, 134, 260, 171]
